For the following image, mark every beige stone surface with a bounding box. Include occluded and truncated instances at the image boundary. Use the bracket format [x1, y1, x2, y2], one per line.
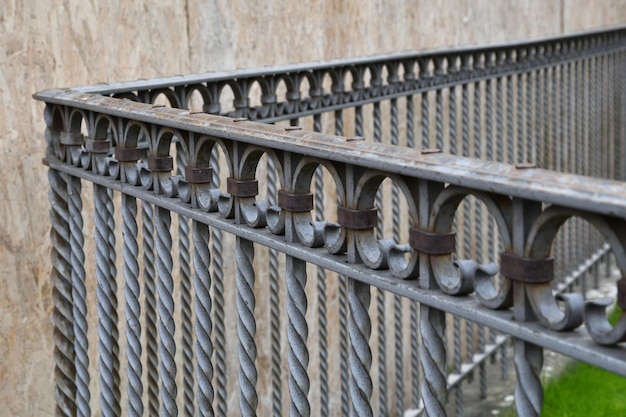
[1, 0, 625, 415]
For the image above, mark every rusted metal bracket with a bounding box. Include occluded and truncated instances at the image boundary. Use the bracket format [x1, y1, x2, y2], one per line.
[337, 206, 377, 230]
[148, 155, 173, 172]
[500, 253, 553, 283]
[184, 166, 213, 184]
[85, 138, 111, 153]
[277, 190, 313, 212]
[114, 146, 141, 162]
[409, 227, 456, 255]
[227, 178, 258, 197]
[59, 131, 84, 145]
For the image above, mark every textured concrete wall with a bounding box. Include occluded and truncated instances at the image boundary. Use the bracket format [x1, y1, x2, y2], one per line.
[1, 0, 625, 414]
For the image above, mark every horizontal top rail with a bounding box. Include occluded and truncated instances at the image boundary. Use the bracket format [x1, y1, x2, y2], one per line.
[62, 25, 626, 95]
[35, 89, 626, 219]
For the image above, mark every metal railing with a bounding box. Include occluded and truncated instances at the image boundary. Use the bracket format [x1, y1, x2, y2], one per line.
[36, 25, 626, 417]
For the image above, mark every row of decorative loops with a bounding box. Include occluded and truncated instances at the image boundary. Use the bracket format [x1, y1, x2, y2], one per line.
[184, 167, 213, 184]
[277, 190, 313, 212]
[148, 155, 173, 172]
[409, 228, 456, 255]
[499, 253, 553, 283]
[114, 147, 141, 162]
[337, 207, 377, 230]
[226, 178, 258, 197]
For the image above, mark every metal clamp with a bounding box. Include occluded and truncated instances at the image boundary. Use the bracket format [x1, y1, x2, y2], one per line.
[85, 138, 111, 153]
[337, 206, 377, 230]
[500, 252, 553, 283]
[147, 155, 173, 172]
[114, 146, 141, 162]
[184, 166, 213, 184]
[277, 190, 313, 212]
[60, 131, 84, 146]
[227, 178, 258, 197]
[409, 227, 456, 255]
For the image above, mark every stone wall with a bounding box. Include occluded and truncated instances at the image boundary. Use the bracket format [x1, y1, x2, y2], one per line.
[1, 0, 625, 414]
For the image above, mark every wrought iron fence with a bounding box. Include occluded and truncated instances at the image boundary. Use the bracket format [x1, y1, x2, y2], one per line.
[36, 25, 626, 417]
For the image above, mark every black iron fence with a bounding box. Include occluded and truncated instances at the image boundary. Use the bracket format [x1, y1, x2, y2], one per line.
[36, 25, 626, 417]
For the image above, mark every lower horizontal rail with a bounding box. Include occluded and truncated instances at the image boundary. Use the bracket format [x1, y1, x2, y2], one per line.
[46, 156, 626, 376]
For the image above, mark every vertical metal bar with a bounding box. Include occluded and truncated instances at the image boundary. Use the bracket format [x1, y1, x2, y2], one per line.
[420, 304, 447, 417]
[193, 220, 214, 416]
[267, 153, 283, 417]
[69, 176, 90, 417]
[177, 146, 194, 417]
[156, 205, 177, 417]
[526, 70, 534, 164]
[142, 200, 159, 417]
[449, 86, 457, 155]
[517, 72, 524, 163]
[94, 184, 121, 417]
[390, 96, 403, 417]
[48, 167, 77, 417]
[122, 192, 142, 417]
[287, 255, 310, 417]
[514, 339, 543, 417]
[210, 145, 228, 417]
[406, 93, 420, 410]
[335, 109, 350, 417]
[313, 112, 329, 417]
[407, 95, 415, 148]
[421, 91, 430, 149]
[237, 236, 258, 417]
[349, 280, 373, 417]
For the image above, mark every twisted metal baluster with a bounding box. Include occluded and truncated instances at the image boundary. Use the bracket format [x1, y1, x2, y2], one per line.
[349, 280, 372, 417]
[435, 89, 444, 150]
[420, 305, 447, 417]
[496, 77, 504, 163]
[372, 100, 387, 416]
[193, 220, 214, 416]
[514, 341, 543, 417]
[68, 176, 90, 417]
[177, 146, 195, 417]
[355, 105, 364, 137]
[105, 188, 120, 416]
[453, 313, 462, 416]
[142, 201, 159, 417]
[339, 275, 350, 417]
[485, 79, 498, 354]
[49, 168, 77, 417]
[287, 256, 310, 417]
[506, 75, 515, 165]
[449, 86, 457, 154]
[313, 115, 329, 417]
[517, 73, 525, 163]
[156, 206, 177, 417]
[407, 95, 415, 148]
[237, 237, 258, 416]
[421, 91, 429, 148]
[122, 193, 142, 417]
[94, 184, 121, 417]
[210, 146, 227, 417]
[390, 97, 405, 417]
[266, 156, 282, 417]
[314, 166, 329, 417]
[406, 94, 420, 409]
[335, 109, 344, 136]
[335, 110, 350, 417]
[526, 71, 534, 164]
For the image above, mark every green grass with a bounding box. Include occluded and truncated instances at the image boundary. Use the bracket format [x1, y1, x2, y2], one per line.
[503, 307, 626, 416]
